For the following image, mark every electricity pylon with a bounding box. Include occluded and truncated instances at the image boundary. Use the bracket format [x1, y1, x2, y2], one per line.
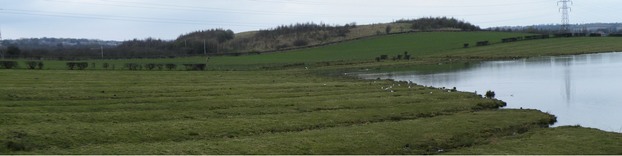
[558, 0, 573, 33]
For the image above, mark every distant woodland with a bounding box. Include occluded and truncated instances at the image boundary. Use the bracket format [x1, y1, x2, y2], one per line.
[1, 17, 482, 60]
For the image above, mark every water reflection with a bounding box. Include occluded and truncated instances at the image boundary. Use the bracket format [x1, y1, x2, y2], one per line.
[562, 60, 572, 105]
[360, 52, 622, 132]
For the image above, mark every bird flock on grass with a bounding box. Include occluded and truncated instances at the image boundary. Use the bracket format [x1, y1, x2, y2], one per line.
[376, 80, 461, 94]
[378, 80, 419, 93]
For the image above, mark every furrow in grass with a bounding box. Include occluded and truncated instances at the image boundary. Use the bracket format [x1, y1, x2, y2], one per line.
[17, 110, 555, 155]
[0, 100, 505, 152]
[0, 96, 496, 125]
[0, 84, 451, 114]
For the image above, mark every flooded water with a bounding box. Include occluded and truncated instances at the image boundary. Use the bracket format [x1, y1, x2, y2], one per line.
[359, 52, 622, 132]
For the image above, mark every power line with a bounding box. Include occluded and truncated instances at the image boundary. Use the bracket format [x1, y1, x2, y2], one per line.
[246, 0, 552, 8]
[41, 0, 554, 18]
[574, 2, 622, 23]
[42, 0, 374, 18]
[0, 9, 272, 27]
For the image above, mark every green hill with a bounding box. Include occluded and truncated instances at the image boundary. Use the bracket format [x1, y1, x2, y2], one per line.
[12, 31, 622, 71]
[210, 32, 530, 66]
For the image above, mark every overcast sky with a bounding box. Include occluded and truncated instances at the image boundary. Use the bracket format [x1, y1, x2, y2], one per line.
[1, 0, 621, 41]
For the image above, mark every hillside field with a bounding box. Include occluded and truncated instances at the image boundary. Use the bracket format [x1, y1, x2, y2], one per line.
[15, 32, 622, 71]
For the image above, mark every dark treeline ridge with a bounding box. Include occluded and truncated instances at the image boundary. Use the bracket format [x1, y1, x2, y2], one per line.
[394, 17, 481, 31]
[489, 23, 622, 35]
[3, 29, 236, 60]
[2, 17, 485, 60]
[255, 22, 356, 39]
[1, 38, 120, 49]
[112, 29, 236, 58]
[175, 29, 235, 54]
[256, 22, 355, 38]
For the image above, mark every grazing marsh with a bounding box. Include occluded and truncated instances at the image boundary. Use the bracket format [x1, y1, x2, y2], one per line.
[2, 32, 622, 154]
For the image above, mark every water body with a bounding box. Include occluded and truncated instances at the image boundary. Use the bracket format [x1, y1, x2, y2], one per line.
[359, 52, 622, 132]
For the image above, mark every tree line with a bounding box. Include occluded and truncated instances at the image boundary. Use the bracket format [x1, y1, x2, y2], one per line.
[395, 17, 481, 31]
[1, 29, 235, 60]
[255, 22, 355, 39]
[1, 17, 484, 60]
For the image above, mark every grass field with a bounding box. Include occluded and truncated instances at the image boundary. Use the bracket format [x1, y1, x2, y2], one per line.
[15, 32, 622, 71]
[0, 69, 550, 154]
[450, 126, 622, 154]
[11, 32, 530, 70]
[2, 32, 622, 154]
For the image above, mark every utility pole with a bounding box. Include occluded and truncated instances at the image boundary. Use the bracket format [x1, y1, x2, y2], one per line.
[203, 39, 209, 63]
[0, 26, 4, 60]
[100, 45, 104, 59]
[558, 0, 573, 33]
[203, 39, 206, 56]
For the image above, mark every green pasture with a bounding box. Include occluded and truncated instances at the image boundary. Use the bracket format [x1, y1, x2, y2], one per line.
[2, 31, 622, 154]
[450, 126, 622, 154]
[446, 37, 622, 58]
[4, 32, 529, 70]
[10, 32, 622, 71]
[0, 69, 537, 154]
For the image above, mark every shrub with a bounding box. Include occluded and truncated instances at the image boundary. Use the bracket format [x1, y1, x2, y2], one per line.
[404, 55, 412, 60]
[292, 39, 309, 46]
[26, 61, 39, 69]
[380, 55, 388, 60]
[276, 44, 290, 50]
[66, 62, 76, 70]
[183, 64, 206, 71]
[485, 90, 496, 99]
[102, 63, 109, 69]
[476, 41, 489, 46]
[76, 62, 88, 70]
[145, 63, 156, 70]
[165, 64, 177, 70]
[66, 62, 88, 70]
[125, 63, 141, 70]
[0, 61, 18, 69]
[156, 64, 164, 70]
[37, 62, 44, 69]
